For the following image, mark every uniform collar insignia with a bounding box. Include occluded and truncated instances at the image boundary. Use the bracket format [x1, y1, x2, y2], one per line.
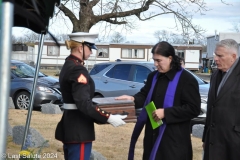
[67, 55, 84, 65]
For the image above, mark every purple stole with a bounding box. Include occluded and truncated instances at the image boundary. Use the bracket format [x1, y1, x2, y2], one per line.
[128, 69, 183, 160]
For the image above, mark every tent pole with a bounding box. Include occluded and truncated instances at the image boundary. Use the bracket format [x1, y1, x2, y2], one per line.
[21, 33, 45, 150]
[0, 1, 14, 157]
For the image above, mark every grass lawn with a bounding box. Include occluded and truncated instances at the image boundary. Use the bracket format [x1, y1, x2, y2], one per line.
[7, 109, 203, 160]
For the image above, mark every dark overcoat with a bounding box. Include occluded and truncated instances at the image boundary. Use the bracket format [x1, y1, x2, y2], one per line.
[202, 59, 240, 160]
[134, 69, 201, 160]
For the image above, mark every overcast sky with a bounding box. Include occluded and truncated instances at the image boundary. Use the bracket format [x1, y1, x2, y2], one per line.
[108, 0, 240, 43]
[12, 0, 240, 44]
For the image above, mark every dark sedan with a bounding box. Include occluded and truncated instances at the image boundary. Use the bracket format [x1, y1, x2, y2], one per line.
[10, 60, 62, 109]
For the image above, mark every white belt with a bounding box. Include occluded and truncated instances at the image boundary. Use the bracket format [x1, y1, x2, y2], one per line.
[63, 103, 77, 110]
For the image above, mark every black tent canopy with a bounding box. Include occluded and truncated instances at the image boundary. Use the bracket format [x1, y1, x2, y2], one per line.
[0, 0, 60, 156]
[14, 0, 60, 34]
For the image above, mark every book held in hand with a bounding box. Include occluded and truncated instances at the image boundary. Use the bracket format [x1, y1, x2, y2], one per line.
[145, 101, 163, 129]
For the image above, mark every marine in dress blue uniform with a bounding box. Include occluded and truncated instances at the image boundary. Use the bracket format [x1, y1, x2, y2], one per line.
[55, 32, 127, 160]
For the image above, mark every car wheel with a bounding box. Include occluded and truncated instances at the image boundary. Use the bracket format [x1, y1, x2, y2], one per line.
[94, 94, 103, 98]
[14, 91, 30, 110]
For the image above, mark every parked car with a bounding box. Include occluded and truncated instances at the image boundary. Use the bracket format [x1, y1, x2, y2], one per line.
[90, 61, 209, 126]
[211, 60, 218, 74]
[190, 97, 207, 132]
[10, 60, 62, 110]
[90, 61, 209, 97]
[90, 61, 156, 97]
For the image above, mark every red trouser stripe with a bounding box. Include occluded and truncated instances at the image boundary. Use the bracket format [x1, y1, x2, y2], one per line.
[80, 143, 85, 160]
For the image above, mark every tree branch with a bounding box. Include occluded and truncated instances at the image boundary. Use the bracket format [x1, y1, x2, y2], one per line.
[55, 0, 70, 17]
[104, 19, 127, 24]
[95, 0, 155, 21]
[89, 0, 100, 7]
[58, 3, 78, 24]
[56, 0, 209, 36]
[135, 11, 173, 21]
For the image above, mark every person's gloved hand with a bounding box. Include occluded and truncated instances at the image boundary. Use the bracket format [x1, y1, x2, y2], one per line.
[107, 114, 127, 127]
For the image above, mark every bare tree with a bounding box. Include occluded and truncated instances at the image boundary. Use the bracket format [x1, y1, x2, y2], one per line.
[45, 33, 69, 41]
[110, 32, 125, 43]
[154, 30, 176, 42]
[56, 0, 209, 38]
[153, 30, 188, 44]
[23, 31, 39, 43]
[12, 35, 19, 44]
[12, 30, 70, 44]
[95, 36, 107, 43]
[125, 40, 136, 43]
[154, 29, 207, 45]
[11, 31, 39, 44]
[231, 20, 240, 32]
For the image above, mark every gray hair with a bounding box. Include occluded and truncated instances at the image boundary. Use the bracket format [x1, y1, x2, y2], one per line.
[216, 39, 239, 57]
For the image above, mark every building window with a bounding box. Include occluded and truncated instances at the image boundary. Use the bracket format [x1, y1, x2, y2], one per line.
[122, 48, 144, 59]
[97, 47, 109, 58]
[47, 46, 59, 56]
[12, 44, 28, 51]
[176, 50, 184, 58]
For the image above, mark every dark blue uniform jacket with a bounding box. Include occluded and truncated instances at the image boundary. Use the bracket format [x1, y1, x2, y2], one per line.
[55, 55, 109, 143]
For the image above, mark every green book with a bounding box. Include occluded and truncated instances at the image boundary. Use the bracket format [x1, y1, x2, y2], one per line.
[145, 101, 163, 129]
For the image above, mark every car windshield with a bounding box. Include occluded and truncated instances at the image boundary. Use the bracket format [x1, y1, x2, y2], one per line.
[11, 63, 45, 78]
[90, 64, 111, 75]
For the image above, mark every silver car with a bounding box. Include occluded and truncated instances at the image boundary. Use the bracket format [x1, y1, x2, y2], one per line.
[90, 61, 156, 97]
[90, 61, 209, 126]
[90, 61, 209, 96]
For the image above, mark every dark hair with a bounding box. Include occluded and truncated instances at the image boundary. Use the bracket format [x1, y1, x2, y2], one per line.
[151, 41, 181, 70]
[180, 57, 185, 65]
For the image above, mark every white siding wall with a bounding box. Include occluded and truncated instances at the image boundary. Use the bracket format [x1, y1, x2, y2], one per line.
[31, 42, 202, 70]
[185, 50, 200, 69]
[12, 46, 34, 62]
[90, 50, 109, 64]
[146, 48, 152, 61]
[34, 44, 68, 66]
[108, 48, 151, 62]
[185, 50, 199, 62]
[109, 48, 121, 61]
[12, 52, 28, 61]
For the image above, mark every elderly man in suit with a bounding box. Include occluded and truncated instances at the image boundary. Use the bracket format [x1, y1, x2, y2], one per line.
[202, 39, 240, 160]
